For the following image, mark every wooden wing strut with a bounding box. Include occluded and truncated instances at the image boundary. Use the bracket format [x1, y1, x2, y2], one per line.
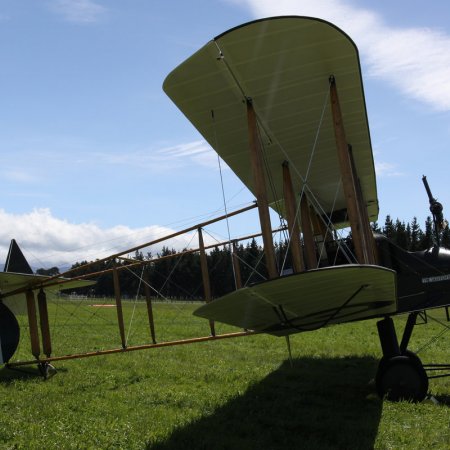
[246, 99, 278, 279]
[330, 76, 376, 264]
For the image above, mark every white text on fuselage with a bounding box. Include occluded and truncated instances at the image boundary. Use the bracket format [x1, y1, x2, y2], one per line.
[422, 274, 450, 284]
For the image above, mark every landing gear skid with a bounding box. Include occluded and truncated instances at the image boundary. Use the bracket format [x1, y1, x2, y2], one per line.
[38, 362, 57, 380]
[376, 313, 429, 402]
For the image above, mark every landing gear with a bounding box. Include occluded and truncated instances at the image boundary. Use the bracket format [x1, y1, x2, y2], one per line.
[38, 362, 57, 380]
[376, 313, 429, 402]
[375, 354, 428, 402]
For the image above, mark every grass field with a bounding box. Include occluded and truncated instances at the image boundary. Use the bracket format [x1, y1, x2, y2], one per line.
[0, 299, 449, 449]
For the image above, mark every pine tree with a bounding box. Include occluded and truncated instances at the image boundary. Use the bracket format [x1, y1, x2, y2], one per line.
[394, 219, 408, 249]
[36, 266, 60, 276]
[409, 217, 422, 251]
[371, 221, 382, 233]
[421, 216, 434, 249]
[242, 238, 265, 284]
[441, 225, 450, 249]
[383, 215, 395, 240]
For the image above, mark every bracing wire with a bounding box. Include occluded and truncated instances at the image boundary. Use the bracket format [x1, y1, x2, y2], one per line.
[304, 84, 331, 183]
[243, 240, 268, 286]
[258, 130, 290, 274]
[211, 108, 238, 289]
[175, 45, 345, 284]
[158, 230, 198, 295]
[125, 265, 145, 345]
[275, 83, 333, 272]
[261, 138, 289, 241]
[201, 227, 268, 283]
[415, 313, 450, 354]
[315, 177, 356, 265]
[123, 265, 188, 341]
[214, 45, 343, 273]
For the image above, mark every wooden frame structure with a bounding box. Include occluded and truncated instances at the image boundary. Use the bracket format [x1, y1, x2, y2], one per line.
[5, 203, 292, 369]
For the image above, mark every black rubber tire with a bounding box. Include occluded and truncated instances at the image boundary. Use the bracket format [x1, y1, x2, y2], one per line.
[0, 302, 20, 363]
[377, 350, 422, 374]
[402, 350, 422, 367]
[375, 355, 428, 402]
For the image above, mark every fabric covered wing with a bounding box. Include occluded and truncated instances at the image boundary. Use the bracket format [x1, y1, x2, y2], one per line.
[0, 272, 95, 315]
[194, 265, 397, 336]
[163, 16, 378, 227]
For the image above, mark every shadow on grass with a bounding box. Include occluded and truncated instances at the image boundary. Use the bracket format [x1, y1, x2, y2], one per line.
[0, 366, 42, 383]
[432, 394, 450, 406]
[0, 365, 68, 384]
[148, 356, 382, 450]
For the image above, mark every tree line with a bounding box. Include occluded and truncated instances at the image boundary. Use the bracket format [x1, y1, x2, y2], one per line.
[36, 215, 449, 299]
[63, 239, 271, 300]
[372, 215, 450, 251]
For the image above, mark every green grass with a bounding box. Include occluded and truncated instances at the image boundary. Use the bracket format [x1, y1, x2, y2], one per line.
[1, 299, 449, 449]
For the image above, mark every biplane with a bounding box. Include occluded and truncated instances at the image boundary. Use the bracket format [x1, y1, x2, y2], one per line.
[1, 16, 449, 402]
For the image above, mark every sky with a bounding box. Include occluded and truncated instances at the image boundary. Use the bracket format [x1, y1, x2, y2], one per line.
[1, 0, 450, 269]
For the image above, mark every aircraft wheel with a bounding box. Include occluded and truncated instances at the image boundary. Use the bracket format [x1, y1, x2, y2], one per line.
[0, 302, 20, 364]
[375, 355, 428, 402]
[378, 349, 422, 372]
[402, 349, 422, 366]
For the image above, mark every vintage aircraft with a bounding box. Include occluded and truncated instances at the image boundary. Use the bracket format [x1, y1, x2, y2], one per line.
[1, 16, 449, 402]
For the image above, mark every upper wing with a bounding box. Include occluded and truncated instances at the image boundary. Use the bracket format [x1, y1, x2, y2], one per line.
[194, 265, 397, 335]
[163, 16, 378, 228]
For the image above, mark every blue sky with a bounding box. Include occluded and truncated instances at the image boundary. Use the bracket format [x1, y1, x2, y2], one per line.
[1, 0, 450, 268]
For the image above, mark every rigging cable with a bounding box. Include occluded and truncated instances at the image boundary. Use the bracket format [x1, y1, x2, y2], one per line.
[415, 314, 450, 354]
[212, 43, 357, 271]
[258, 128, 291, 275]
[158, 230, 198, 295]
[211, 108, 238, 290]
[125, 265, 145, 346]
[278, 82, 333, 272]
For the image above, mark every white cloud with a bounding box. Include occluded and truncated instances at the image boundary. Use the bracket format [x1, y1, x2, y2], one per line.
[1, 139, 222, 185]
[80, 140, 221, 171]
[2, 169, 41, 184]
[0, 208, 205, 270]
[157, 141, 220, 169]
[49, 0, 106, 24]
[162, 141, 210, 158]
[375, 161, 403, 178]
[235, 0, 450, 111]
